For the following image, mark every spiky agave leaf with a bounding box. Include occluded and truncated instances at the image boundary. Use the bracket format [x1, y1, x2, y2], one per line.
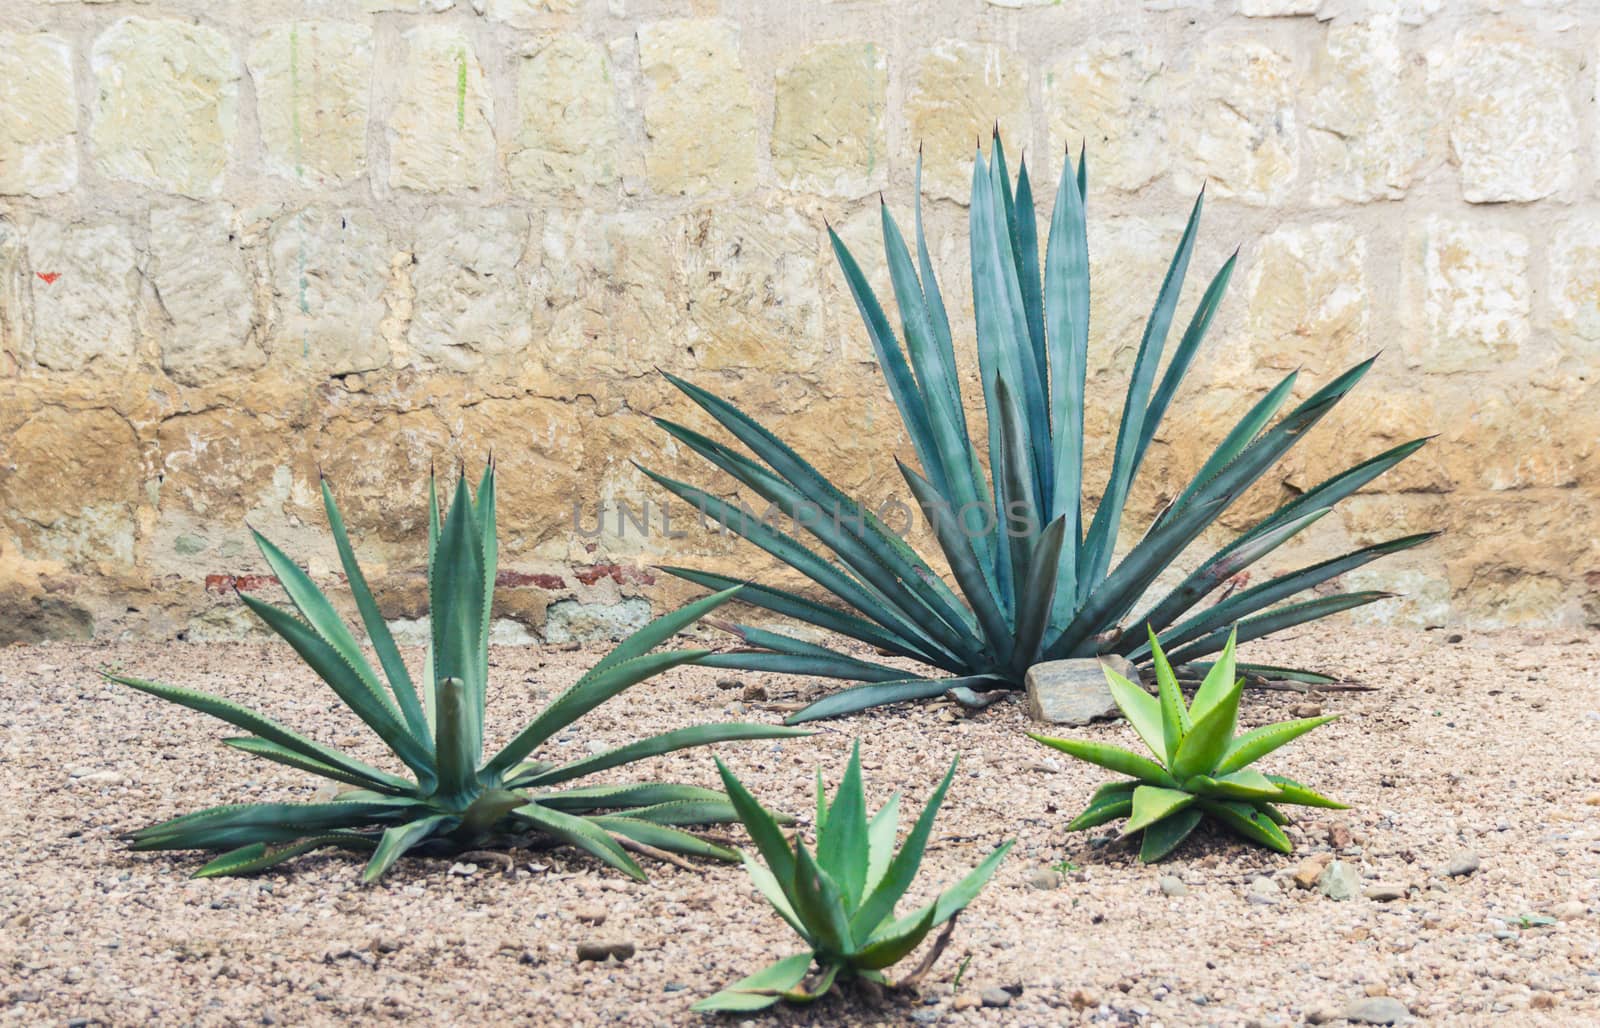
[698, 743, 1012, 1011]
[647, 136, 1431, 722]
[1033, 629, 1346, 862]
[111, 467, 808, 882]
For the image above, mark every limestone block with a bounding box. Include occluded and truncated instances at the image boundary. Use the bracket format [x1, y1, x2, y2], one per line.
[1405, 217, 1529, 373]
[268, 206, 392, 375]
[772, 42, 888, 198]
[1446, 31, 1576, 203]
[510, 33, 620, 196]
[248, 22, 373, 186]
[0, 221, 24, 366]
[678, 207, 825, 373]
[1, 406, 142, 566]
[906, 40, 1030, 202]
[486, 0, 583, 27]
[1548, 218, 1600, 352]
[389, 27, 496, 192]
[24, 219, 140, 372]
[149, 203, 262, 385]
[1047, 40, 1167, 193]
[1306, 17, 1436, 204]
[637, 19, 758, 195]
[157, 409, 290, 522]
[1175, 40, 1298, 205]
[408, 207, 532, 371]
[529, 209, 671, 381]
[0, 32, 77, 196]
[1246, 223, 1368, 376]
[91, 18, 238, 197]
[1025, 654, 1140, 726]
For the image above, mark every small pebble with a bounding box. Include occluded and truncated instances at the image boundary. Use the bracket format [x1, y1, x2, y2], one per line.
[1159, 875, 1188, 897]
[1290, 702, 1323, 718]
[741, 683, 767, 701]
[981, 988, 1013, 1009]
[1247, 877, 1278, 906]
[574, 907, 608, 926]
[714, 678, 743, 691]
[1364, 883, 1407, 902]
[1026, 868, 1062, 891]
[575, 940, 635, 962]
[1345, 996, 1410, 1024]
[1318, 861, 1360, 901]
[1443, 850, 1481, 877]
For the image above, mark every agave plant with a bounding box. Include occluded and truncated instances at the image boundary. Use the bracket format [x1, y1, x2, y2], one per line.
[108, 467, 805, 882]
[644, 135, 1432, 723]
[1032, 628, 1345, 862]
[695, 742, 1012, 1012]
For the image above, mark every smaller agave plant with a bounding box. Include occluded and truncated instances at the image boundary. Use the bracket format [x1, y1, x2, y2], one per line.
[1031, 628, 1346, 862]
[109, 466, 805, 882]
[695, 743, 1012, 1012]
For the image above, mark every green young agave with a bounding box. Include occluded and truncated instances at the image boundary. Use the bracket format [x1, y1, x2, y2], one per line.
[109, 466, 804, 882]
[695, 742, 1012, 1012]
[1031, 628, 1346, 862]
[645, 134, 1433, 723]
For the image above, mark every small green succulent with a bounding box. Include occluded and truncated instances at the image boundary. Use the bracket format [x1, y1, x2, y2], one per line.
[695, 743, 1013, 1012]
[109, 466, 804, 882]
[1031, 628, 1346, 862]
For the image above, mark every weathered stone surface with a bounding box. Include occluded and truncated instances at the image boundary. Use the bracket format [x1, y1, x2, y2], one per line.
[453, 397, 586, 553]
[544, 598, 651, 643]
[509, 34, 619, 196]
[157, 409, 289, 522]
[1548, 218, 1600, 351]
[1024, 655, 1139, 726]
[638, 20, 758, 195]
[1239, 0, 1319, 13]
[1246, 223, 1368, 376]
[149, 203, 262, 385]
[301, 412, 450, 542]
[906, 40, 1029, 202]
[0, 32, 77, 196]
[772, 42, 888, 198]
[485, 0, 582, 26]
[91, 18, 239, 197]
[407, 207, 531, 371]
[248, 22, 373, 186]
[0, 220, 25, 367]
[268, 206, 391, 375]
[1406, 217, 1529, 373]
[1047, 41, 1167, 193]
[1, 406, 141, 566]
[1317, 860, 1360, 900]
[23, 219, 140, 372]
[1175, 40, 1298, 204]
[529, 209, 680, 381]
[1446, 31, 1576, 203]
[1306, 17, 1435, 204]
[389, 27, 495, 192]
[678, 207, 825, 373]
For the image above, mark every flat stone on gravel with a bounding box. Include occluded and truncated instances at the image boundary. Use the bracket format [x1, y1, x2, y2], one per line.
[1443, 850, 1481, 877]
[1160, 875, 1189, 897]
[1247, 877, 1279, 905]
[1364, 883, 1407, 901]
[1024, 655, 1138, 725]
[1345, 995, 1410, 1023]
[576, 940, 635, 962]
[1318, 860, 1360, 901]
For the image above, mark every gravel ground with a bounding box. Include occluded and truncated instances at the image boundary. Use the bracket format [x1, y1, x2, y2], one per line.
[3, 626, 1598, 1026]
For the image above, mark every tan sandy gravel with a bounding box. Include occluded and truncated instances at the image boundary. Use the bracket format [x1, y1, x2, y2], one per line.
[2, 626, 1598, 1026]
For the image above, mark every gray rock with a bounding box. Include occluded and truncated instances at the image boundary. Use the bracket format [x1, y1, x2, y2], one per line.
[1443, 850, 1480, 877]
[1159, 875, 1189, 897]
[1364, 883, 1407, 902]
[1246, 876, 1279, 906]
[1024, 655, 1139, 726]
[1345, 996, 1410, 1024]
[576, 940, 635, 962]
[1318, 860, 1360, 901]
[1026, 868, 1062, 891]
[980, 988, 1013, 1009]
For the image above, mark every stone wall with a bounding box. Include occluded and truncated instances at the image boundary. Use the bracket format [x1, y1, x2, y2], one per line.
[1, 0, 1596, 644]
